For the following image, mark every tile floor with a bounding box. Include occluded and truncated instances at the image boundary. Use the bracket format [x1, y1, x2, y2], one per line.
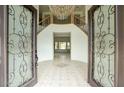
[34, 53, 91, 87]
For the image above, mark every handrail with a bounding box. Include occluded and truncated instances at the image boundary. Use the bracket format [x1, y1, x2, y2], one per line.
[37, 15, 88, 35]
[74, 15, 88, 35]
[39, 16, 50, 25]
[74, 16, 85, 25]
[37, 16, 50, 34]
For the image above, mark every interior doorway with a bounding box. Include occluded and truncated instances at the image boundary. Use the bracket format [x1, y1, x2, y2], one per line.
[36, 31, 89, 86]
[54, 32, 71, 62]
[36, 25, 89, 86]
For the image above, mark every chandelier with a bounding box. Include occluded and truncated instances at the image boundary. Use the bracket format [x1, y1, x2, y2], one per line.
[49, 5, 75, 20]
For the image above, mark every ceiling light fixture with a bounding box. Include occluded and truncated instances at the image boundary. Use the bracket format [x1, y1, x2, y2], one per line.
[49, 5, 75, 20]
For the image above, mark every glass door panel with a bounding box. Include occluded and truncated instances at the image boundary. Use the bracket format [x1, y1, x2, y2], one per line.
[92, 5, 115, 87]
[7, 5, 36, 87]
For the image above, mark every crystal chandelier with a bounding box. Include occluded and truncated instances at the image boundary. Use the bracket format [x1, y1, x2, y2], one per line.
[49, 5, 75, 20]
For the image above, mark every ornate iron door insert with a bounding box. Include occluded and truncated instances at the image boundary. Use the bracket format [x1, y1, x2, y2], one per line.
[7, 5, 37, 87]
[88, 5, 116, 87]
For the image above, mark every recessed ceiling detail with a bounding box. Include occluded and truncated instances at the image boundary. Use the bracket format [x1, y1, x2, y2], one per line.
[49, 5, 75, 20]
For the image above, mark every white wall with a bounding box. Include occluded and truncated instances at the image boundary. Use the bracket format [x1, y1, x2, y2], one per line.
[37, 24, 88, 63]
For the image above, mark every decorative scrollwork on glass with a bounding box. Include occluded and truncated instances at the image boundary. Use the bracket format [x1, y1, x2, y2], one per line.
[8, 5, 33, 87]
[93, 5, 115, 87]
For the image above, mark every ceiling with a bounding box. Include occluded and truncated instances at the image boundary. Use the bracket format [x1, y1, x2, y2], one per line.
[39, 5, 50, 13]
[74, 5, 85, 11]
[39, 5, 85, 17]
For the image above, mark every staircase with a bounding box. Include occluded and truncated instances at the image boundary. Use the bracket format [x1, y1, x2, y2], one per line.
[74, 15, 88, 35]
[37, 15, 88, 35]
[37, 16, 50, 34]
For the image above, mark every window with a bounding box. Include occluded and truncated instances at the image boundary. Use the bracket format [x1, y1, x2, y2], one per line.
[59, 42, 66, 49]
[55, 41, 70, 50]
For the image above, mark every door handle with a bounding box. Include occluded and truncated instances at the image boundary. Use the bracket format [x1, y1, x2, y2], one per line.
[35, 50, 38, 67]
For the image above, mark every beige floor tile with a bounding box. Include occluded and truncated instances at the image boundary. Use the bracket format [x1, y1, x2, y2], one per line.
[34, 53, 91, 87]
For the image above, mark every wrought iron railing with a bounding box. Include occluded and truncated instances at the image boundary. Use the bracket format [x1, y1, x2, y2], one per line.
[37, 15, 88, 35]
[74, 16, 88, 35]
[37, 16, 50, 34]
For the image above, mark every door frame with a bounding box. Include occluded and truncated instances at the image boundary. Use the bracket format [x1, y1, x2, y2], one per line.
[88, 5, 118, 87]
[0, 5, 37, 87]
[0, 5, 6, 87]
[115, 5, 124, 87]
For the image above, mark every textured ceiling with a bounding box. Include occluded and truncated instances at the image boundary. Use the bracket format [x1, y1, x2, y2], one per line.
[39, 5, 50, 13]
[39, 5, 85, 16]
